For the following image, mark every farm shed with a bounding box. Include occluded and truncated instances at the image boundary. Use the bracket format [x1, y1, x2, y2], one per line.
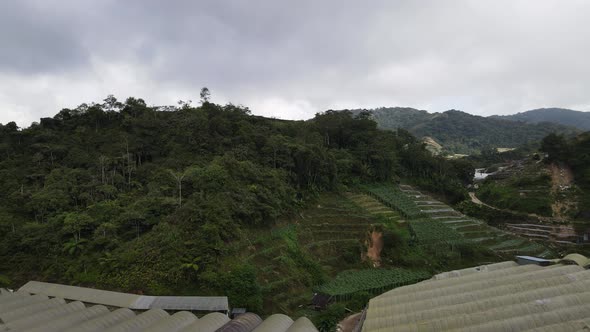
[0, 282, 318, 332]
[359, 254, 590, 332]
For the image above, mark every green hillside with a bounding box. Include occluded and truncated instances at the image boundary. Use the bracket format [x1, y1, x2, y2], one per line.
[495, 108, 590, 131]
[348, 107, 579, 154]
[0, 96, 475, 315]
[474, 131, 590, 221]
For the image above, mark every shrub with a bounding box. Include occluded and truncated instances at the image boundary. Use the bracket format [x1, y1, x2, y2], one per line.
[0, 275, 10, 288]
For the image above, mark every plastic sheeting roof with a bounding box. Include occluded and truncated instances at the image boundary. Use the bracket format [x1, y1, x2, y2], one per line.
[362, 256, 590, 332]
[555, 253, 590, 268]
[18, 281, 229, 312]
[0, 285, 318, 332]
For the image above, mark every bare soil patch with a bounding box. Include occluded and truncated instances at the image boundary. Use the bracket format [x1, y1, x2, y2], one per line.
[365, 230, 383, 267]
[549, 162, 575, 219]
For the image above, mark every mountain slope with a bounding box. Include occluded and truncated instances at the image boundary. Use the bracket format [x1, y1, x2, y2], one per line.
[352, 107, 580, 154]
[494, 108, 590, 130]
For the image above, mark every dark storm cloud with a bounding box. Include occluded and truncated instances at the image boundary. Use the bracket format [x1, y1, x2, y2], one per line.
[0, 0, 589, 126]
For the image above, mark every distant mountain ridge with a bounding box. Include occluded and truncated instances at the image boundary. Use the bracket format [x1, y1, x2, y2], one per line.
[493, 108, 590, 131]
[346, 107, 580, 154]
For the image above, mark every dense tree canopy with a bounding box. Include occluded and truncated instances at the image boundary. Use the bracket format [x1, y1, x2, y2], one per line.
[351, 107, 580, 154]
[0, 95, 469, 304]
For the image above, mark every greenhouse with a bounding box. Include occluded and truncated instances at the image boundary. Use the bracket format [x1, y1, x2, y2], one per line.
[360, 254, 590, 332]
[0, 284, 318, 332]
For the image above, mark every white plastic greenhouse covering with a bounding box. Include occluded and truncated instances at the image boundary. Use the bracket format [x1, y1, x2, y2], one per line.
[19, 281, 229, 312]
[0, 285, 319, 332]
[179, 312, 230, 331]
[285, 317, 319, 332]
[361, 256, 590, 332]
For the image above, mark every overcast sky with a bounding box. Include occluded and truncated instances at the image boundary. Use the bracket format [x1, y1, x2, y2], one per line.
[1, 0, 589, 126]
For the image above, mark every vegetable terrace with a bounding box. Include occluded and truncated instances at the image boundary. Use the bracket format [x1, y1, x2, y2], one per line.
[315, 268, 431, 300]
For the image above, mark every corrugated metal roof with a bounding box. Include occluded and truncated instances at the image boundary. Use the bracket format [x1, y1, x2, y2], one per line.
[18, 281, 229, 312]
[361, 255, 590, 332]
[0, 286, 319, 332]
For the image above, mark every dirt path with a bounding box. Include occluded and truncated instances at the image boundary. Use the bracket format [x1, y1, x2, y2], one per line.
[469, 192, 496, 210]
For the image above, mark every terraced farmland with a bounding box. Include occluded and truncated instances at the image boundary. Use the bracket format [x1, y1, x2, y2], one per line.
[362, 185, 424, 218]
[242, 193, 386, 314]
[315, 268, 431, 301]
[398, 184, 554, 257]
[345, 192, 404, 224]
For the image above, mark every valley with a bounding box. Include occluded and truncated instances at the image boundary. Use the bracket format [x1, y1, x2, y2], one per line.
[0, 98, 588, 331]
[472, 153, 590, 246]
[3, 3, 590, 330]
[349, 107, 581, 154]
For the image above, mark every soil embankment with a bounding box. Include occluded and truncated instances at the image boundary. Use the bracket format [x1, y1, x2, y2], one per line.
[365, 229, 383, 267]
[549, 162, 575, 219]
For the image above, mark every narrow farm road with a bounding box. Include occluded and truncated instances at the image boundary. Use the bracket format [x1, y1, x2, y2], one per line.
[469, 192, 496, 210]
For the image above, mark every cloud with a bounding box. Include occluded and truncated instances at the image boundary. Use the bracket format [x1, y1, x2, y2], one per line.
[0, 0, 589, 126]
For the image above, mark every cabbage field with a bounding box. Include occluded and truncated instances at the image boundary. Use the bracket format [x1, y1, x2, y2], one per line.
[363, 185, 424, 219]
[315, 268, 431, 300]
[408, 218, 466, 245]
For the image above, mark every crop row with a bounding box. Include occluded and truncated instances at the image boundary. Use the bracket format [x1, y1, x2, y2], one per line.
[315, 268, 431, 300]
[408, 219, 466, 245]
[362, 185, 423, 219]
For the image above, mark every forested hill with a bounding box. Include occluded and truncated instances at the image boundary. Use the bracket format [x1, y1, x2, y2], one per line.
[348, 107, 579, 154]
[0, 96, 471, 306]
[493, 108, 590, 131]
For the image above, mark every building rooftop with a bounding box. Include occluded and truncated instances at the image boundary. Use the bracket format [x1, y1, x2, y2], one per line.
[18, 281, 229, 312]
[361, 254, 590, 332]
[0, 283, 318, 332]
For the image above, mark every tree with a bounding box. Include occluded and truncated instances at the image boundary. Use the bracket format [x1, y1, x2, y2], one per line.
[102, 95, 123, 112]
[63, 212, 93, 241]
[180, 256, 201, 281]
[540, 133, 570, 161]
[0, 275, 10, 288]
[200, 87, 211, 104]
[168, 166, 199, 207]
[63, 238, 88, 256]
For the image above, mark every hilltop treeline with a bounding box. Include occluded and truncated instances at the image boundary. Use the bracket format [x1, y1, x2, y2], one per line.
[353, 107, 579, 154]
[0, 95, 470, 302]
